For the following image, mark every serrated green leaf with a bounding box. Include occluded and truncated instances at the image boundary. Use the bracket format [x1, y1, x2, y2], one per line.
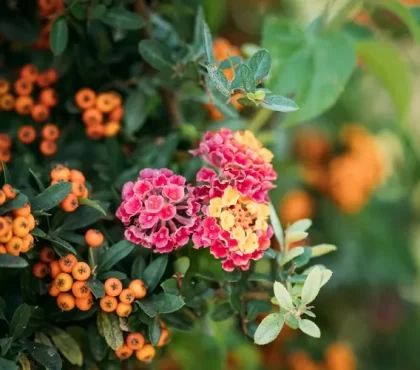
[101, 8, 145, 30]
[143, 255, 168, 292]
[273, 282, 294, 311]
[31, 182, 72, 212]
[48, 327, 83, 366]
[299, 319, 321, 338]
[96, 241, 134, 274]
[254, 313, 284, 345]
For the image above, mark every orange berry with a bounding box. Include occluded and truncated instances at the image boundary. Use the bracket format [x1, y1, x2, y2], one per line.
[100, 296, 118, 312]
[55, 272, 73, 292]
[72, 262, 91, 281]
[20, 234, 34, 253]
[0, 94, 15, 111]
[119, 289, 135, 305]
[104, 278, 122, 297]
[12, 216, 30, 237]
[116, 302, 132, 317]
[72, 281, 91, 298]
[59, 254, 78, 273]
[71, 182, 85, 197]
[31, 104, 50, 123]
[18, 125, 37, 144]
[96, 93, 115, 113]
[61, 193, 79, 212]
[157, 328, 169, 347]
[48, 283, 61, 297]
[85, 229, 104, 248]
[128, 279, 147, 299]
[20, 64, 39, 83]
[81, 186, 89, 198]
[135, 344, 156, 363]
[115, 344, 133, 361]
[75, 293, 94, 311]
[0, 149, 11, 163]
[69, 169, 85, 183]
[49, 260, 62, 278]
[0, 133, 11, 149]
[0, 245, 5, 254]
[39, 88, 58, 107]
[14, 78, 33, 96]
[36, 72, 51, 89]
[40, 139, 57, 156]
[51, 165, 70, 181]
[0, 229, 12, 244]
[32, 261, 49, 278]
[41, 123, 60, 141]
[85, 124, 104, 140]
[82, 108, 103, 126]
[109, 106, 124, 121]
[45, 69, 58, 85]
[12, 203, 31, 217]
[57, 293, 75, 311]
[26, 214, 36, 230]
[15, 96, 34, 115]
[104, 122, 121, 137]
[40, 247, 55, 262]
[0, 216, 10, 237]
[0, 79, 10, 95]
[3, 184, 16, 199]
[126, 333, 145, 350]
[6, 236, 22, 256]
[109, 92, 122, 107]
[75, 88, 96, 110]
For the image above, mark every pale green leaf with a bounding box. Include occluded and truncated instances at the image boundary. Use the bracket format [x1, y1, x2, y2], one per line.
[273, 281, 294, 311]
[280, 247, 305, 266]
[301, 267, 322, 305]
[311, 244, 337, 258]
[254, 313, 284, 345]
[299, 319, 321, 338]
[289, 219, 312, 233]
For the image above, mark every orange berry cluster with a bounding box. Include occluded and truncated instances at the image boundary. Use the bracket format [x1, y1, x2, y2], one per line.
[0, 187, 35, 256]
[0, 133, 12, 169]
[50, 165, 88, 212]
[17, 123, 60, 157]
[33, 252, 94, 312]
[100, 278, 147, 318]
[33, 0, 65, 50]
[74, 88, 124, 140]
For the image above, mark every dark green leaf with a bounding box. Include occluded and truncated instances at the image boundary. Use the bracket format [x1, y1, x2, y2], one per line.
[240, 63, 256, 93]
[10, 304, 33, 339]
[246, 300, 272, 321]
[86, 279, 105, 298]
[88, 322, 108, 362]
[0, 255, 28, 268]
[77, 198, 106, 216]
[0, 338, 12, 357]
[50, 16, 69, 56]
[206, 65, 231, 96]
[248, 273, 273, 282]
[98, 271, 128, 281]
[131, 255, 146, 280]
[219, 56, 242, 69]
[161, 278, 180, 295]
[223, 269, 241, 282]
[211, 302, 234, 322]
[97, 312, 124, 350]
[193, 6, 205, 56]
[0, 357, 18, 370]
[0, 297, 6, 322]
[58, 202, 109, 231]
[48, 327, 83, 366]
[248, 49, 271, 81]
[31, 182, 72, 212]
[194, 271, 220, 282]
[137, 293, 185, 317]
[29, 169, 45, 192]
[49, 235, 77, 257]
[143, 255, 168, 292]
[91, 4, 107, 19]
[205, 76, 238, 119]
[139, 40, 174, 71]
[96, 241, 135, 274]
[0, 193, 29, 215]
[294, 247, 312, 268]
[101, 8, 145, 30]
[2, 162, 11, 185]
[55, 231, 85, 245]
[21, 341, 62, 370]
[260, 95, 299, 112]
[148, 316, 162, 345]
[161, 312, 195, 331]
[203, 19, 214, 64]
[124, 90, 147, 136]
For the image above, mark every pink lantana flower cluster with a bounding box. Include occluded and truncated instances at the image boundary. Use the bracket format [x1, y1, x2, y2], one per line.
[116, 169, 200, 253]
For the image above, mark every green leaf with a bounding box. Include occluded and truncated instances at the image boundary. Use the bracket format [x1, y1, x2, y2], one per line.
[301, 267, 322, 305]
[193, 6, 205, 56]
[48, 327, 83, 366]
[161, 312, 194, 331]
[294, 247, 312, 268]
[0, 255, 28, 268]
[0, 297, 6, 322]
[88, 322, 108, 362]
[98, 271, 128, 281]
[219, 56, 242, 69]
[320, 269, 333, 288]
[285, 314, 299, 330]
[97, 312, 124, 350]
[86, 279, 105, 298]
[205, 76, 239, 119]
[10, 304, 32, 339]
[58, 202, 109, 231]
[49, 235, 77, 257]
[223, 269, 241, 282]
[77, 198, 106, 216]
[311, 244, 337, 258]
[254, 313, 284, 345]
[269, 202, 284, 249]
[289, 219, 312, 233]
[161, 279, 180, 295]
[139, 40, 174, 71]
[174, 257, 190, 275]
[264, 248, 277, 259]
[21, 341, 62, 370]
[131, 255, 146, 280]
[31, 182, 72, 212]
[143, 255, 168, 292]
[356, 41, 411, 120]
[148, 316, 162, 346]
[91, 4, 107, 19]
[248, 49, 271, 82]
[246, 300, 273, 321]
[248, 273, 273, 282]
[29, 169, 45, 192]
[273, 282, 294, 311]
[124, 90, 147, 136]
[55, 231, 85, 246]
[206, 65, 231, 97]
[0, 338, 12, 357]
[96, 241, 135, 274]
[2, 162, 11, 185]
[299, 319, 321, 338]
[211, 302, 234, 322]
[286, 231, 308, 244]
[101, 8, 145, 30]
[240, 63, 256, 93]
[280, 247, 305, 266]
[0, 193, 28, 215]
[137, 293, 185, 317]
[0, 357, 18, 370]
[50, 16, 68, 56]
[260, 95, 298, 112]
[203, 19, 215, 64]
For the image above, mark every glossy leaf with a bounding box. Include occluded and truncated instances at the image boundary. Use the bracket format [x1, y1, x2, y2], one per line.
[50, 16, 68, 56]
[31, 182, 72, 212]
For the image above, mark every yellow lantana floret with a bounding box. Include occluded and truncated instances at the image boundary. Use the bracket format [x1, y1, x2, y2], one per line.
[234, 130, 274, 163]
